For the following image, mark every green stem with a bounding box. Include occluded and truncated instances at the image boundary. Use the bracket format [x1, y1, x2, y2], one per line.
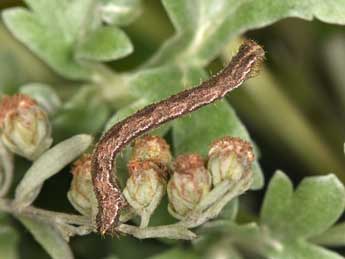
[0, 198, 90, 226]
[118, 224, 196, 240]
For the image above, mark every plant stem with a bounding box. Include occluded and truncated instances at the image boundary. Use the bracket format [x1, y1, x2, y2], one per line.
[0, 198, 90, 226]
[118, 224, 196, 240]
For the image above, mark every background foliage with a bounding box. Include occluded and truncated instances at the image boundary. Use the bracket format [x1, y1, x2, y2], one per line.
[1, 0, 345, 258]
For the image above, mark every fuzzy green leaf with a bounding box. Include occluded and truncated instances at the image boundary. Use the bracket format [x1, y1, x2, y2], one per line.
[110, 236, 167, 259]
[148, 248, 199, 259]
[199, 221, 261, 240]
[311, 222, 345, 247]
[2, 7, 91, 79]
[19, 83, 61, 116]
[100, 0, 142, 26]
[269, 240, 344, 259]
[76, 26, 133, 61]
[0, 214, 19, 259]
[148, 0, 345, 67]
[201, 172, 345, 258]
[260, 171, 294, 233]
[17, 216, 74, 259]
[53, 87, 110, 136]
[261, 171, 345, 239]
[14, 134, 93, 207]
[218, 199, 238, 220]
[2, 0, 133, 79]
[128, 65, 185, 100]
[258, 171, 345, 258]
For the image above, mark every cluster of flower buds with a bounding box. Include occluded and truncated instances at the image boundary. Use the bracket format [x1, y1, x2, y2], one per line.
[68, 154, 98, 220]
[67, 135, 254, 231]
[123, 135, 254, 225]
[0, 94, 52, 160]
[167, 136, 254, 220]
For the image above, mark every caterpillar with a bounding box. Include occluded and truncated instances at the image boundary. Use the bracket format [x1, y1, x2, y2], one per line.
[91, 40, 265, 235]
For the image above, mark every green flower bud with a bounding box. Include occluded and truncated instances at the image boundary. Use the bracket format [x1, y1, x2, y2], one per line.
[167, 154, 211, 219]
[123, 160, 167, 214]
[68, 154, 97, 217]
[0, 94, 53, 160]
[208, 137, 254, 186]
[131, 135, 172, 167]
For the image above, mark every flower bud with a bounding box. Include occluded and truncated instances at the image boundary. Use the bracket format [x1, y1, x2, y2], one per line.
[123, 160, 167, 214]
[131, 135, 172, 167]
[0, 94, 52, 160]
[167, 154, 211, 219]
[68, 154, 97, 217]
[208, 137, 254, 186]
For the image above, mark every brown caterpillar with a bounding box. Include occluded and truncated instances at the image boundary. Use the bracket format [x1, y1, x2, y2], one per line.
[91, 40, 265, 235]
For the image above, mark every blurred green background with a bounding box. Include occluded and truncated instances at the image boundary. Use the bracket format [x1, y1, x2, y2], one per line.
[1, 0, 345, 258]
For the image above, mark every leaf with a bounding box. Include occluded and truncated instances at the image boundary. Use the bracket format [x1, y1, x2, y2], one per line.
[17, 216, 74, 259]
[311, 222, 345, 247]
[147, 0, 345, 67]
[148, 248, 199, 259]
[76, 26, 133, 61]
[110, 235, 167, 259]
[128, 64, 185, 100]
[14, 134, 93, 207]
[261, 171, 345, 239]
[19, 83, 61, 116]
[199, 221, 261, 239]
[0, 51, 22, 94]
[100, 0, 142, 26]
[2, 7, 91, 79]
[2, 0, 133, 79]
[260, 171, 294, 234]
[269, 240, 344, 259]
[218, 199, 238, 220]
[104, 256, 120, 259]
[200, 173, 345, 258]
[173, 101, 248, 156]
[291, 175, 345, 238]
[258, 171, 345, 258]
[53, 87, 110, 137]
[0, 214, 19, 259]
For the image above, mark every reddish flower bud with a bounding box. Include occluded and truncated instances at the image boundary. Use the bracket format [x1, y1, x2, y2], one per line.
[167, 154, 211, 219]
[208, 137, 254, 186]
[0, 94, 52, 160]
[123, 160, 167, 213]
[68, 154, 97, 217]
[131, 135, 172, 167]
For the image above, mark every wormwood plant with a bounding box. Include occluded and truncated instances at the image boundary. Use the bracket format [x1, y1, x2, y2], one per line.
[0, 1, 345, 259]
